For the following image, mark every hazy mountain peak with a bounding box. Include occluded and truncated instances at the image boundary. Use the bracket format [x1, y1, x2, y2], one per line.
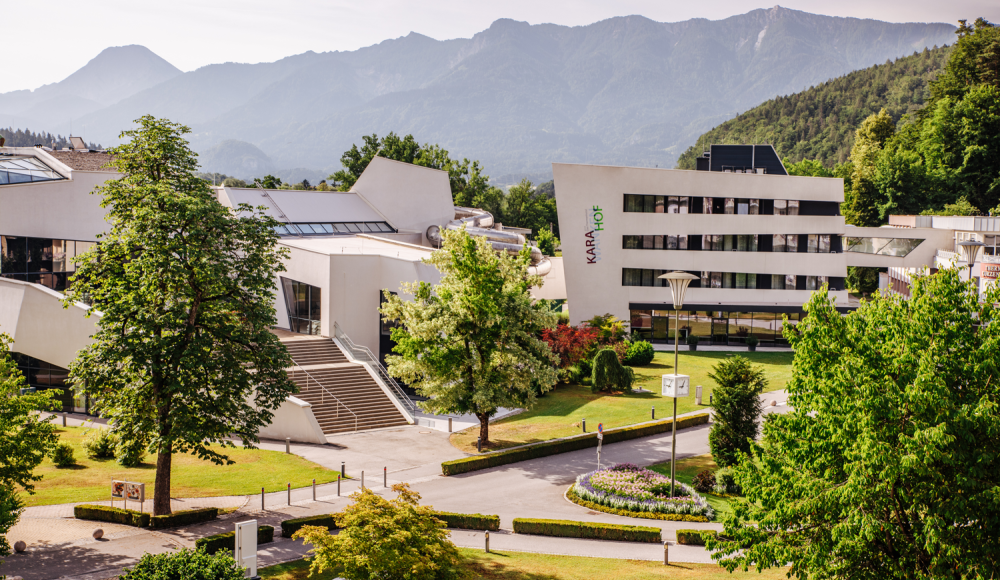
[50, 45, 182, 106]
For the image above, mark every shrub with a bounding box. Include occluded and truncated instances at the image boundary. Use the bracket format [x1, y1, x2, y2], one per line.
[713, 467, 742, 495]
[513, 518, 661, 543]
[75, 504, 150, 528]
[708, 355, 767, 467]
[281, 514, 338, 537]
[693, 469, 717, 493]
[433, 512, 500, 531]
[676, 529, 719, 545]
[116, 437, 147, 468]
[51, 442, 76, 468]
[120, 547, 245, 580]
[195, 526, 274, 555]
[687, 334, 700, 345]
[623, 341, 655, 366]
[149, 507, 218, 530]
[746, 335, 759, 347]
[441, 413, 710, 476]
[83, 428, 118, 459]
[591, 348, 634, 393]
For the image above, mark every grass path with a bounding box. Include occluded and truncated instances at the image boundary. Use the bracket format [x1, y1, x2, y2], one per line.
[19, 426, 341, 507]
[451, 351, 792, 453]
[260, 549, 785, 579]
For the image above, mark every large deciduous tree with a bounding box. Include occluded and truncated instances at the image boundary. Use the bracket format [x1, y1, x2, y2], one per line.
[65, 116, 297, 515]
[380, 228, 559, 445]
[0, 332, 59, 560]
[708, 270, 1000, 579]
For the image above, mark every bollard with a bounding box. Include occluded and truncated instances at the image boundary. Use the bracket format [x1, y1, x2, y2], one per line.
[287, 483, 291, 505]
[582, 418, 586, 433]
[285, 438, 290, 454]
[337, 474, 341, 496]
[384, 467, 387, 488]
[663, 541, 669, 565]
[312, 478, 316, 501]
[710, 394, 713, 406]
[62, 413, 67, 427]
[651, 406, 655, 420]
[341, 461, 346, 478]
[261, 487, 265, 511]
[477, 437, 482, 453]
[361, 471, 364, 490]
[448, 417, 453, 433]
[696, 385, 703, 405]
[485, 530, 490, 553]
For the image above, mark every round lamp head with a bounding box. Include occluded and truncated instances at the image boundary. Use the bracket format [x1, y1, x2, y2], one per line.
[658, 271, 699, 309]
[958, 240, 985, 266]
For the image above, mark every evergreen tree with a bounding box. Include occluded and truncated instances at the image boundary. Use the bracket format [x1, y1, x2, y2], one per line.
[707, 355, 767, 468]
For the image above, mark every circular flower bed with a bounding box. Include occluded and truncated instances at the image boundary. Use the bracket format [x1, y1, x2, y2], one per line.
[572, 463, 714, 519]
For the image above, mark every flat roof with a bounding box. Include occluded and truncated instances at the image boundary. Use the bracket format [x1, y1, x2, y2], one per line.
[279, 234, 432, 261]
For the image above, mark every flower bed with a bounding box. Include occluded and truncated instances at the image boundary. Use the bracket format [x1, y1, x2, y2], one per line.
[572, 463, 714, 519]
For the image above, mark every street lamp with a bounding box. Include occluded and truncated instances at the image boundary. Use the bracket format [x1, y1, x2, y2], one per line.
[658, 270, 699, 497]
[958, 240, 984, 284]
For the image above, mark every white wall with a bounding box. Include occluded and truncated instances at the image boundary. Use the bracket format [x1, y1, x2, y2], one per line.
[0, 170, 113, 241]
[351, 157, 454, 245]
[0, 278, 96, 368]
[257, 396, 327, 444]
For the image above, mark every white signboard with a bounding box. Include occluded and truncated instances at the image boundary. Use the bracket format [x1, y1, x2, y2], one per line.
[661, 374, 690, 398]
[235, 520, 258, 577]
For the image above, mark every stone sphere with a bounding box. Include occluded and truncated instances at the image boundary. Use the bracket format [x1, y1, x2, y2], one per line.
[93, 528, 104, 540]
[13, 540, 26, 552]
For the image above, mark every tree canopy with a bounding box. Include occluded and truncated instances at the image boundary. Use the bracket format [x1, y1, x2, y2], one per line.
[708, 271, 1000, 579]
[380, 228, 559, 445]
[65, 116, 297, 515]
[707, 355, 767, 468]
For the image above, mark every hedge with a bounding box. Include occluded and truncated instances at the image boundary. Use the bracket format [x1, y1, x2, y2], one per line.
[195, 525, 274, 555]
[149, 507, 219, 530]
[513, 518, 661, 543]
[442, 413, 710, 476]
[566, 486, 711, 522]
[74, 504, 150, 528]
[434, 511, 500, 531]
[281, 514, 338, 537]
[676, 529, 719, 545]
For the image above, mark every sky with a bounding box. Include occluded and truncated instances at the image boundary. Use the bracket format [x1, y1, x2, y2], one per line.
[2, 0, 997, 93]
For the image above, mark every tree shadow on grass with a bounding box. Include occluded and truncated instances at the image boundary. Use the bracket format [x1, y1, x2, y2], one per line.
[463, 551, 562, 580]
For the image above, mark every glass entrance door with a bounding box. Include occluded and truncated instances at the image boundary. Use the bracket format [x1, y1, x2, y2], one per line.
[711, 316, 729, 345]
[651, 315, 669, 342]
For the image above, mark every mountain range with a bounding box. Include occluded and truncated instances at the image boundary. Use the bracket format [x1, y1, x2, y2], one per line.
[0, 7, 957, 181]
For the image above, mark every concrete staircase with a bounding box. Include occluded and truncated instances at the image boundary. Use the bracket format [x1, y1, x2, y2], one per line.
[277, 333, 410, 435]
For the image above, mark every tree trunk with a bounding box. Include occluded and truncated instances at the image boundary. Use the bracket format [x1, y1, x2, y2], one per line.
[477, 413, 490, 446]
[153, 445, 172, 516]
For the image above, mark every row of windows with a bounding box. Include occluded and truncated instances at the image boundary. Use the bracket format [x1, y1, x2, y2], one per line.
[274, 222, 396, 236]
[622, 268, 838, 291]
[622, 234, 837, 253]
[1, 236, 95, 274]
[630, 310, 803, 345]
[623, 194, 827, 216]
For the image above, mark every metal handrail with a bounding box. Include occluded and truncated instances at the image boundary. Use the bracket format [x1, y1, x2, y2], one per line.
[288, 355, 358, 433]
[333, 322, 418, 416]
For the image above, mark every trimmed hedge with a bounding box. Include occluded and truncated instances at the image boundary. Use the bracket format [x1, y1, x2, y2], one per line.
[676, 529, 719, 545]
[281, 514, 338, 537]
[434, 511, 500, 531]
[513, 518, 661, 543]
[149, 507, 219, 530]
[566, 486, 711, 522]
[442, 413, 710, 476]
[74, 504, 150, 528]
[195, 525, 274, 555]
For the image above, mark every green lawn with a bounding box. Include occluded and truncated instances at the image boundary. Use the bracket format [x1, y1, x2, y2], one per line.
[649, 454, 732, 520]
[260, 549, 786, 580]
[20, 426, 342, 507]
[451, 351, 792, 453]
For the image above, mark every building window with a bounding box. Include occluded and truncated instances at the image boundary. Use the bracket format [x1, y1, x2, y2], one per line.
[380, 291, 400, 336]
[622, 268, 669, 287]
[281, 277, 322, 335]
[1, 235, 95, 292]
[10, 352, 77, 412]
[0, 155, 65, 185]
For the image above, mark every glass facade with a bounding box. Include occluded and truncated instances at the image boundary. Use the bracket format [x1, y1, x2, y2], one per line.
[281, 277, 322, 335]
[622, 268, 838, 290]
[630, 309, 802, 346]
[623, 234, 838, 253]
[274, 222, 396, 236]
[1, 236, 95, 292]
[10, 352, 82, 412]
[0, 155, 65, 185]
[624, 195, 818, 215]
[845, 237, 923, 257]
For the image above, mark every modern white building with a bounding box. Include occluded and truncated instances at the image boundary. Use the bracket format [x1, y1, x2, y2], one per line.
[1, 146, 562, 439]
[553, 145, 948, 346]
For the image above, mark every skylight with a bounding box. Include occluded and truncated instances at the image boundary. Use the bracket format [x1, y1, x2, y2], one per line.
[273, 222, 396, 237]
[0, 155, 64, 185]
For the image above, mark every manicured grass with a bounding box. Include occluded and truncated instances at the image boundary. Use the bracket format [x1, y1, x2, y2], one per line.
[451, 351, 792, 453]
[648, 454, 732, 520]
[20, 426, 342, 507]
[260, 550, 787, 579]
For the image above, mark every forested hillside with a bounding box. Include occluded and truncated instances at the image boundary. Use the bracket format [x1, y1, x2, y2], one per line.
[0, 127, 100, 150]
[677, 45, 952, 169]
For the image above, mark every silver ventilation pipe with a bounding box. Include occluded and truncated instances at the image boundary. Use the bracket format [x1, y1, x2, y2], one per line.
[426, 208, 552, 277]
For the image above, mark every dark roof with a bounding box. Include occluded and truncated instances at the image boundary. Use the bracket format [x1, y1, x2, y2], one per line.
[695, 145, 787, 176]
[48, 150, 115, 172]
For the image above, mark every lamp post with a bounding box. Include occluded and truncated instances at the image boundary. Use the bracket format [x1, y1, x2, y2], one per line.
[958, 240, 985, 286]
[658, 271, 699, 497]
